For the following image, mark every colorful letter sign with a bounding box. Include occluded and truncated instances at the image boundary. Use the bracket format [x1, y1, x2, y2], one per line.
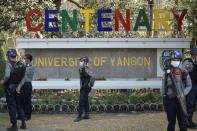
[26, 8, 187, 32]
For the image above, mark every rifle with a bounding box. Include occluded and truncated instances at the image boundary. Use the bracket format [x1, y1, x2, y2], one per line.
[167, 68, 189, 124]
[163, 70, 169, 111]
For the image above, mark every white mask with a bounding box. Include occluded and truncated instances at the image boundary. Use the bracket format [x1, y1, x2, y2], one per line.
[21, 58, 25, 63]
[193, 56, 197, 63]
[171, 61, 180, 67]
[79, 61, 84, 66]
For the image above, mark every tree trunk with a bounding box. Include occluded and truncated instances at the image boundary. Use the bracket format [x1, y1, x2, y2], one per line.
[147, 0, 155, 37]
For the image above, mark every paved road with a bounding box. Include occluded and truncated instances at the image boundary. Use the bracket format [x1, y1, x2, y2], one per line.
[0, 126, 63, 131]
[0, 113, 197, 131]
[0, 124, 62, 131]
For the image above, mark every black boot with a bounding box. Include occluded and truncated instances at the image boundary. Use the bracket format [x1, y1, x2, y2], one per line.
[191, 121, 197, 126]
[20, 120, 27, 129]
[6, 124, 18, 131]
[83, 114, 90, 119]
[188, 122, 197, 129]
[74, 114, 82, 122]
[26, 115, 31, 121]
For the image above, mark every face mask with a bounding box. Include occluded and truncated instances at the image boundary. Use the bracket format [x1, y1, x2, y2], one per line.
[79, 61, 84, 66]
[193, 57, 197, 63]
[194, 60, 197, 65]
[171, 61, 180, 67]
[21, 58, 25, 63]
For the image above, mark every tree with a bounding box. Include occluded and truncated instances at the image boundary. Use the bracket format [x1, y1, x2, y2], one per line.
[0, 0, 56, 38]
[0, 0, 196, 41]
[162, 0, 197, 46]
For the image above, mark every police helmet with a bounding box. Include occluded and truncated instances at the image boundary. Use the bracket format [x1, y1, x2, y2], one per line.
[6, 49, 17, 57]
[190, 48, 197, 55]
[170, 50, 182, 60]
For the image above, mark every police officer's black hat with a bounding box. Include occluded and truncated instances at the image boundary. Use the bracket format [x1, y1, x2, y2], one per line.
[6, 49, 17, 57]
[190, 48, 197, 55]
[80, 56, 89, 63]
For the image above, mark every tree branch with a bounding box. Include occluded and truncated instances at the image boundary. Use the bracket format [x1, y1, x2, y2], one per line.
[10, 17, 26, 24]
[0, 17, 26, 30]
[67, 0, 85, 9]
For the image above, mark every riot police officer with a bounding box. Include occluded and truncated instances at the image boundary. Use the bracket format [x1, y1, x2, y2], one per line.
[161, 50, 192, 131]
[0, 49, 21, 130]
[16, 54, 35, 129]
[74, 56, 93, 122]
[16, 54, 34, 120]
[185, 48, 197, 129]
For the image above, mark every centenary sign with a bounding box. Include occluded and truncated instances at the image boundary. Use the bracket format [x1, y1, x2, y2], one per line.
[26, 8, 187, 32]
[25, 48, 157, 79]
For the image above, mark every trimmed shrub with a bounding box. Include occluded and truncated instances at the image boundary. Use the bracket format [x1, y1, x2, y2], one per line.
[62, 104, 69, 112]
[3, 103, 7, 112]
[150, 103, 157, 111]
[69, 105, 75, 112]
[33, 104, 40, 112]
[54, 105, 61, 112]
[142, 92, 161, 103]
[113, 104, 120, 113]
[135, 103, 143, 112]
[40, 104, 47, 113]
[128, 104, 135, 112]
[143, 103, 150, 111]
[120, 104, 128, 112]
[157, 103, 163, 111]
[91, 105, 98, 112]
[106, 104, 113, 113]
[98, 104, 105, 112]
[47, 104, 54, 112]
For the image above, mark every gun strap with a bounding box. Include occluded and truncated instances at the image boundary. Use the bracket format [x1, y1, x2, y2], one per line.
[164, 73, 169, 96]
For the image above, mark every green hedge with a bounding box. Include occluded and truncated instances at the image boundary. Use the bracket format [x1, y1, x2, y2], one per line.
[91, 92, 161, 105]
[0, 47, 6, 97]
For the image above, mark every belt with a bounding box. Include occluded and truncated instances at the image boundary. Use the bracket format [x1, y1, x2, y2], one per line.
[9, 82, 19, 85]
[25, 82, 31, 84]
[167, 95, 176, 99]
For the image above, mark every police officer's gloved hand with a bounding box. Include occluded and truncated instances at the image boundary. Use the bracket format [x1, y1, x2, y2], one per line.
[79, 61, 85, 67]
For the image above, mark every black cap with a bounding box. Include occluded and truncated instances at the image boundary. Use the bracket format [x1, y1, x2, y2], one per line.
[6, 49, 17, 57]
[191, 48, 197, 55]
[80, 56, 89, 63]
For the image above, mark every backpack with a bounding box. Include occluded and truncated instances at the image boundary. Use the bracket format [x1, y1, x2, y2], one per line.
[161, 50, 172, 71]
[9, 61, 26, 84]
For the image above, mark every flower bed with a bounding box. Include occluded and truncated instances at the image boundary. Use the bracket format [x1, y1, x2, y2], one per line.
[0, 89, 166, 113]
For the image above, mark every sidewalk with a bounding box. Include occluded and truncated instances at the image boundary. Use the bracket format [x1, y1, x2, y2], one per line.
[0, 127, 61, 131]
[0, 112, 196, 131]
